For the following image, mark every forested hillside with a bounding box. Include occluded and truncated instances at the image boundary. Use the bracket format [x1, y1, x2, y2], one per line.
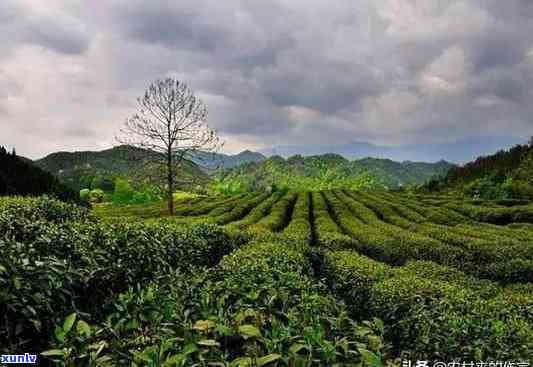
[425, 138, 533, 199]
[0, 146, 78, 201]
[35, 145, 209, 192]
[214, 153, 454, 193]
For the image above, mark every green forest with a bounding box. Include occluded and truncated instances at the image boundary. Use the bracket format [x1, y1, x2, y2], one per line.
[425, 139, 533, 200]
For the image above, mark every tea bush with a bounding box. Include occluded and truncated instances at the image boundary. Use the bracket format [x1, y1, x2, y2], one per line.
[0, 197, 242, 354]
[282, 191, 312, 242]
[249, 192, 297, 232]
[321, 249, 533, 360]
[228, 191, 285, 230]
[209, 192, 271, 225]
[42, 234, 388, 366]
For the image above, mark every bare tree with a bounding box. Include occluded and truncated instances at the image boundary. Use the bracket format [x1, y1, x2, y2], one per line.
[118, 78, 222, 214]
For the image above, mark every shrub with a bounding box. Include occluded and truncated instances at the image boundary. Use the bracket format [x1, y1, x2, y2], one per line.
[323, 250, 389, 314]
[370, 273, 532, 360]
[112, 178, 135, 203]
[463, 176, 513, 200]
[447, 202, 533, 224]
[249, 192, 297, 232]
[0, 197, 240, 353]
[321, 248, 533, 360]
[312, 192, 348, 247]
[282, 191, 312, 242]
[44, 237, 388, 366]
[209, 192, 271, 225]
[226, 191, 284, 230]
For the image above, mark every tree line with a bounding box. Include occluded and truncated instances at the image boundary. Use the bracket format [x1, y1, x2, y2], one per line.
[424, 137, 533, 199]
[0, 146, 78, 201]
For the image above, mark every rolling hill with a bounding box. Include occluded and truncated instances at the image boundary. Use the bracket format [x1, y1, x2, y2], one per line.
[34, 145, 209, 192]
[215, 153, 454, 192]
[34, 146, 267, 192]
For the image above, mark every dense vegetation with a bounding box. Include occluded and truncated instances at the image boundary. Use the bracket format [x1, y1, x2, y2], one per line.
[34, 145, 209, 194]
[425, 138, 533, 200]
[1, 196, 386, 366]
[215, 154, 454, 193]
[32, 145, 455, 198]
[0, 146, 78, 201]
[3, 189, 533, 364]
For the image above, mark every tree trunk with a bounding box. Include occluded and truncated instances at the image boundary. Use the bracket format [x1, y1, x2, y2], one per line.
[167, 151, 174, 215]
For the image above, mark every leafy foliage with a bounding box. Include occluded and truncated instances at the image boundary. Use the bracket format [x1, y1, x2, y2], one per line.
[321, 250, 533, 360]
[41, 234, 387, 366]
[0, 196, 241, 354]
[5, 187, 533, 363]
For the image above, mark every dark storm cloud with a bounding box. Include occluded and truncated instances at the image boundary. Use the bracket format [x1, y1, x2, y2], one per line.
[1, 0, 533, 159]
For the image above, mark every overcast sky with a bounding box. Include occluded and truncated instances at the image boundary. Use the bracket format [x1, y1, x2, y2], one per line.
[1, 0, 533, 159]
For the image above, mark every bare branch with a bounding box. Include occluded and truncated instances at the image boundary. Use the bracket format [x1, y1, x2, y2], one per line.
[116, 78, 223, 214]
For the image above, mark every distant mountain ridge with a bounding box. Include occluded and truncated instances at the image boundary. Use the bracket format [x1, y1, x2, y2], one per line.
[216, 153, 455, 192]
[260, 136, 526, 163]
[190, 149, 266, 170]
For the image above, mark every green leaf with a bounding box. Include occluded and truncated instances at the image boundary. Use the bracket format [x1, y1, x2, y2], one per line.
[76, 320, 91, 337]
[215, 324, 233, 336]
[95, 356, 113, 364]
[229, 357, 252, 367]
[372, 318, 384, 333]
[41, 349, 64, 357]
[54, 326, 66, 344]
[359, 348, 382, 367]
[163, 354, 186, 366]
[193, 320, 215, 332]
[31, 319, 42, 332]
[238, 324, 262, 339]
[197, 339, 220, 347]
[289, 343, 306, 355]
[181, 343, 198, 356]
[257, 354, 281, 366]
[63, 313, 77, 334]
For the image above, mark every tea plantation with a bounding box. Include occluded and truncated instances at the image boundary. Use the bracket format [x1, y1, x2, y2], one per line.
[2, 192, 533, 365]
